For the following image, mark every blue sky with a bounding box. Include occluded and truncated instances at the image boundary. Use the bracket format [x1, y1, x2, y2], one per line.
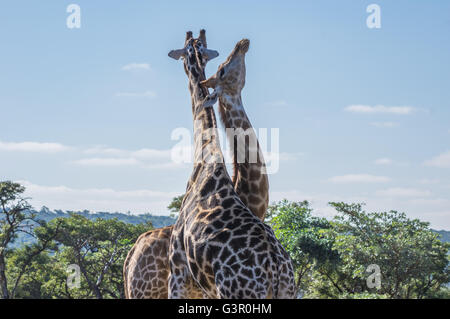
[1, 1, 449, 229]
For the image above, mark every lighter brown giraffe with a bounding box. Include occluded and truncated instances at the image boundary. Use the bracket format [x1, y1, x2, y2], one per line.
[202, 38, 269, 221]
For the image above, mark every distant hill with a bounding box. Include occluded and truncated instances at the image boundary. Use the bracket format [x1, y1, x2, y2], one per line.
[5, 207, 449, 248]
[434, 230, 450, 243]
[9, 207, 176, 248]
[33, 206, 176, 228]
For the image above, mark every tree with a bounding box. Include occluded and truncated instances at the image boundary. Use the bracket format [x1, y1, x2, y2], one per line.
[41, 214, 151, 299]
[0, 181, 36, 299]
[267, 200, 338, 297]
[312, 202, 450, 298]
[167, 194, 184, 218]
[5, 219, 62, 298]
[268, 200, 449, 299]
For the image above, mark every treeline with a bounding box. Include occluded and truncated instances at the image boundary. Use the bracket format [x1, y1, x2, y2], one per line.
[267, 200, 450, 298]
[10, 206, 175, 248]
[1, 181, 449, 299]
[0, 181, 151, 299]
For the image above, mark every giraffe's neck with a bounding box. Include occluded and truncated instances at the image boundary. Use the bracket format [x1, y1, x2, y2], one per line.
[185, 60, 225, 177]
[192, 106, 224, 166]
[218, 94, 268, 220]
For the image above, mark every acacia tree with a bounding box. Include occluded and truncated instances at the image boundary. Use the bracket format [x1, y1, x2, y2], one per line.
[6, 219, 62, 299]
[0, 181, 37, 299]
[43, 214, 150, 299]
[267, 200, 338, 297]
[268, 200, 450, 299]
[313, 202, 450, 299]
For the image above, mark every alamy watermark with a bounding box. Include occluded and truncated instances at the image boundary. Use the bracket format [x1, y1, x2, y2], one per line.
[171, 125, 281, 174]
[366, 4, 381, 29]
[366, 264, 382, 289]
[66, 4, 81, 29]
[67, 264, 81, 289]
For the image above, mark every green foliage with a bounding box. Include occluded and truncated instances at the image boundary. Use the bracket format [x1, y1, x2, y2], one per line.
[267, 200, 338, 296]
[268, 200, 450, 299]
[8, 215, 151, 299]
[338, 292, 390, 299]
[1, 181, 36, 299]
[326, 202, 450, 299]
[0, 181, 35, 250]
[2, 181, 449, 299]
[167, 194, 184, 218]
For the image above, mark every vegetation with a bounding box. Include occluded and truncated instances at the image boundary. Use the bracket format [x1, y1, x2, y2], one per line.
[1, 181, 152, 299]
[1, 181, 449, 299]
[267, 200, 450, 299]
[167, 194, 184, 218]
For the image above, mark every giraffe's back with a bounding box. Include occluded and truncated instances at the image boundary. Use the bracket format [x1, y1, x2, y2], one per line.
[123, 225, 205, 299]
[172, 179, 296, 299]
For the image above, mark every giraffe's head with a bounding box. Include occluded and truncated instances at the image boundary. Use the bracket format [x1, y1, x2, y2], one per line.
[169, 30, 221, 113]
[168, 30, 219, 71]
[200, 39, 249, 98]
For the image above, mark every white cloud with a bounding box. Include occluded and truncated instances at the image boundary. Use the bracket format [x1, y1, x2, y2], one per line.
[345, 105, 416, 115]
[0, 140, 70, 153]
[375, 187, 432, 197]
[72, 144, 185, 169]
[419, 178, 440, 185]
[424, 151, 450, 168]
[407, 198, 449, 206]
[370, 122, 398, 128]
[71, 157, 140, 166]
[74, 146, 175, 168]
[131, 148, 171, 159]
[115, 90, 156, 98]
[144, 162, 187, 170]
[121, 63, 151, 71]
[18, 181, 177, 214]
[83, 146, 171, 159]
[374, 158, 393, 165]
[329, 174, 391, 183]
[83, 146, 128, 156]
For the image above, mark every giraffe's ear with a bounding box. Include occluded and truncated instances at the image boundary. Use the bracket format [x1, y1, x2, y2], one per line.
[168, 48, 185, 60]
[201, 76, 218, 89]
[204, 49, 219, 61]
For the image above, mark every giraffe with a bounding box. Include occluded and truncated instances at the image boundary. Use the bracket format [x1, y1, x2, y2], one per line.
[123, 30, 217, 299]
[201, 38, 269, 221]
[167, 31, 296, 299]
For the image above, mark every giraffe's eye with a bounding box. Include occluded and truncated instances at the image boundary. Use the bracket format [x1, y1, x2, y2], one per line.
[219, 68, 225, 78]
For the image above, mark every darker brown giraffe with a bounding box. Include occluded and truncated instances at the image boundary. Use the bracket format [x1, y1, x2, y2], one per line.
[167, 31, 295, 299]
[123, 31, 216, 299]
